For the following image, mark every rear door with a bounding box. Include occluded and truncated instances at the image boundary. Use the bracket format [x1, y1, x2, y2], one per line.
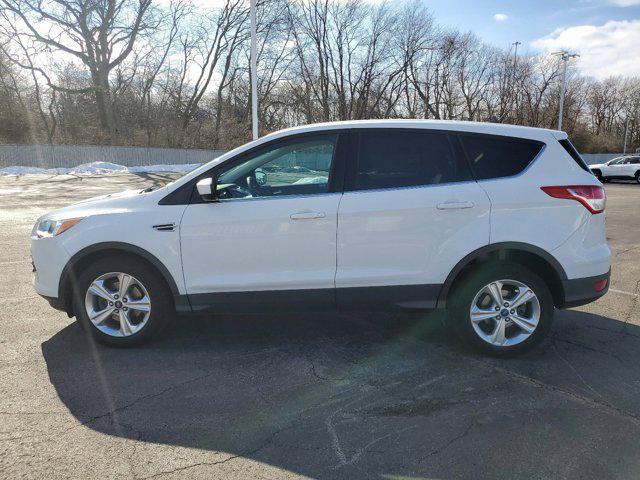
[622, 157, 640, 177]
[335, 129, 491, 309]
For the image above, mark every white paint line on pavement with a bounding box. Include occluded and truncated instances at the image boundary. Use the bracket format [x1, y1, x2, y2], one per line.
[0, 260, 29, 266]
[609, 288, 639, 298]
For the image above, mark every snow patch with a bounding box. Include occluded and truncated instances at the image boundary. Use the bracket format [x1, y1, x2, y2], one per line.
[0, 161, 200, 176]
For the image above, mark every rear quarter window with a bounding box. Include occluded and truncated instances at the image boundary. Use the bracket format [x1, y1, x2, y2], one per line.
[459, 134, 544, 180]
[558, 139, 590, 172]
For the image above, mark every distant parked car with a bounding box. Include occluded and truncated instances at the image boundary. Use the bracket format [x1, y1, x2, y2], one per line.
[590, 156, 640, 183]
[31, 120, 610, 356]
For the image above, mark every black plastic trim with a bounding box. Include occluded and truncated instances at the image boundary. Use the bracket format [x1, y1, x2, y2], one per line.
[436, 242, 568, 308]
[188, 288, 335, 313]
[59, 242, 191, 314]
[559, 139, 590, 173]
[337, 284, 440, 310]
[560, 269, 610, 309]
[187, 283, 441, 314]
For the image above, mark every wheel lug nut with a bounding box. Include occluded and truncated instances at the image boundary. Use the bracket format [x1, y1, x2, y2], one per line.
[114, 295, 119, 299]
[114, 309, 119, 313]
[503, 302, 509, 307]
[510, 309, 515, 314]
[495, 306, 500, 311]
[109, 301, 113, 306]
[496, 315, 501, 320]
[123, 307, 128, 311]
[123, 298, 128, 302]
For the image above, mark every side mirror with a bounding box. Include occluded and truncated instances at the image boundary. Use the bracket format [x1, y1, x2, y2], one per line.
[196, 177, 217, 202]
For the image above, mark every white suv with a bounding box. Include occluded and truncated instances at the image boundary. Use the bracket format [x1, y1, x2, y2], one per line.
[589, 156, 640, 183]
[31, 120, 611, 355]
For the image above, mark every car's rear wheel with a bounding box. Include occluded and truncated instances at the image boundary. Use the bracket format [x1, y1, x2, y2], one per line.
[73, 256, 172, 346]
[447, 262, 553, 356]
[635, 171, 640, 184]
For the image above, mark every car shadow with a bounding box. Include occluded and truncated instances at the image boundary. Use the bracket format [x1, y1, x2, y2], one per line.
[42, 309, 640, 479]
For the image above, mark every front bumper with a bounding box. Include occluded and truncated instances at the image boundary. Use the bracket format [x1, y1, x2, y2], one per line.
[31, 236, 71, 298]
[560, 268, 610, 308]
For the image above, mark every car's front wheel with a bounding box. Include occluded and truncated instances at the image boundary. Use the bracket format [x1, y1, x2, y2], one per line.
[448, 262, 553, 356]
[73, 256, 173, 346]
[635, 171, 640, 184]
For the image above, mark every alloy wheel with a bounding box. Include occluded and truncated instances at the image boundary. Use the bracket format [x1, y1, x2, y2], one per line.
[84, 272, 152, 337]
[469, 279, 541, 347]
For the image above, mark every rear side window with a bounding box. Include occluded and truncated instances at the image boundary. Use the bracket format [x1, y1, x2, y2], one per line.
[559, 139, 590, 172]
[349, 130, 472, 191]
[460, 134, 544, 180]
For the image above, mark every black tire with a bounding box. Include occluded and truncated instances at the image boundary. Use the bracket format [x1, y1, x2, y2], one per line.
[592, 170, 603, 182]
[72, 255, 173, 346]
[635, 171, 640, 184]
[446, 262, 554, 356]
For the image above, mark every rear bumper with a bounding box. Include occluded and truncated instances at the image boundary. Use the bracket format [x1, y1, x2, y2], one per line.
[560, 269, 610, 309]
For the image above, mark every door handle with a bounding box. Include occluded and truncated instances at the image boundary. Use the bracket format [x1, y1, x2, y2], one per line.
[436, 201, 474, 210]
[290, 211, 326, 220]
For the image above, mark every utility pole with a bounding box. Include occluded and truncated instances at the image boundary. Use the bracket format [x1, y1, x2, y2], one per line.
[623, 116, 631, 154]
[250, 0, 258, 141]
[511, 41, 522, 102]
[552, 51, 579, 131]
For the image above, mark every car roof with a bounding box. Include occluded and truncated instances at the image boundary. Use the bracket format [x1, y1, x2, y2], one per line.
[260, 119, 565, 143]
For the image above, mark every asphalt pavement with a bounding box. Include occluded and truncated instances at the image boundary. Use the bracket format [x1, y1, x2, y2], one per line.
[1, 173, 640, 479]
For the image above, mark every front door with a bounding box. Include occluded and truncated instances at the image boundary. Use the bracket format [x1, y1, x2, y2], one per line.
[603, 158, 624, 177]
[180, 133, 342, 311]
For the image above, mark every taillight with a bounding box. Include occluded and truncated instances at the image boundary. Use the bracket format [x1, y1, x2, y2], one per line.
[540, 185, 606, 214]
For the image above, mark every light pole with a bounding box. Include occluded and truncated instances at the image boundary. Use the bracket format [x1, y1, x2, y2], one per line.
[250, 0, 258, 140]
[623, 116, 631, 154]
[509, 41, 521, 119]
[552, 51, 579, 131]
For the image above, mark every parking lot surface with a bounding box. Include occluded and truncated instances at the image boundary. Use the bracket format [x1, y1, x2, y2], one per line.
[1, 173, 640, 480]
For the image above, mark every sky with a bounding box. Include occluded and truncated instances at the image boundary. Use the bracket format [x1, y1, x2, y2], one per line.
[189, 0, 639, 80]
[422, 0, 640, 79]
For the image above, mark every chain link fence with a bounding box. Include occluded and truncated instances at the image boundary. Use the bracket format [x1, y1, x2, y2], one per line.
[0, 144, 225, 169]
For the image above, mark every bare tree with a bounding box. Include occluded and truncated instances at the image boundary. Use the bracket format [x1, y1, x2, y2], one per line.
[0, 0, 155, 142]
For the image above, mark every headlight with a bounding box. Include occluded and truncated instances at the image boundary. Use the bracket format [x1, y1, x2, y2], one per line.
[32, 217, 84, 238]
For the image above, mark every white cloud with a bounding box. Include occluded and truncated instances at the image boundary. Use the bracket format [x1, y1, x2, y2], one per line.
[493, 13, 509, 21]
[532, 20, 640, 79]
[609, 0, 640, 6]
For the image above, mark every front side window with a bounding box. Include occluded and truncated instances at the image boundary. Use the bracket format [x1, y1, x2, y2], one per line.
[348, 130, 472, 191]
[461, 134, 544, 180]
[216, 134, 336, 199]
